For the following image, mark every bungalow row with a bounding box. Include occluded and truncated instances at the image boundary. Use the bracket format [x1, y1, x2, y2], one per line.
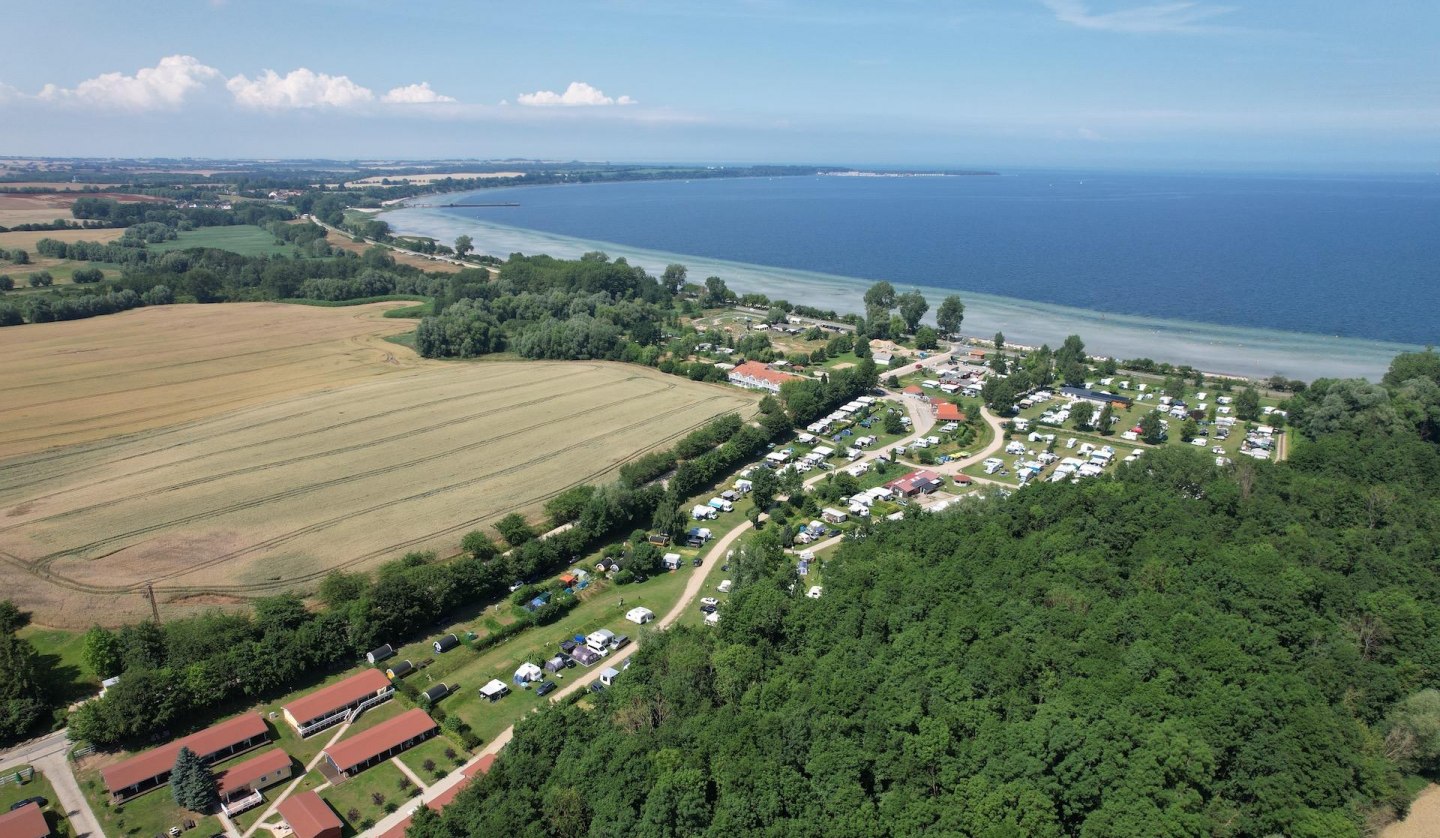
[102, 713, 270, 802]
[278, 790, 343, 838]
[0, 802, 49, 838]
[282, 669, 394, 738]
[216, 748, 294, 815]
[321, 708, 438, 780]
[727, 360, 803, 393]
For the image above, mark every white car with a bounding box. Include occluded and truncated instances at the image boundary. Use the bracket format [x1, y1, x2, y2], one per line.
[700, 597, 719, 607]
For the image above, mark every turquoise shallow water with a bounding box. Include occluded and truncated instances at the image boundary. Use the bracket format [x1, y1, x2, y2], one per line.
[384, 173, 1437, 381]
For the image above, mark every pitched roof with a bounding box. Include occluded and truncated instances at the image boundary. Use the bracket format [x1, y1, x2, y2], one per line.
[935, 402, 967, 422]
[903, 385, 924, 394]
[323, 708, 437, 773]
[278, 791, 342, 838]
[284, 669, 391, 726]
[0, 801, 49, 838]
[215, 747, 292, 797]
[729, 361, 802, 387]
[102, 713, 268, 793]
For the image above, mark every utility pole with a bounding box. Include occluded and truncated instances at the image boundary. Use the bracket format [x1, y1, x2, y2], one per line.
[144, 583, 161, 624]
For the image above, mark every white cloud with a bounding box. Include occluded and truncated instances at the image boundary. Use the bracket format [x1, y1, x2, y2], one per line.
[0, 81, 21, 104]
[1077, 127, 1104, 140]
[381, 82, 456, 104]
[37, 55, 221, 111]
[516, 81, 636, 107]
[226, 68, 374, 109]
[1041, 0, 1237, 34]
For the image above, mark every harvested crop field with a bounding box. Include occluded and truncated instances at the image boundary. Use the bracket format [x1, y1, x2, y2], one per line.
[0, 306, 756, 625]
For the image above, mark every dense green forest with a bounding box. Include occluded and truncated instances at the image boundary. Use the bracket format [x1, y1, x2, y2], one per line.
[418, 352, 1440, 838]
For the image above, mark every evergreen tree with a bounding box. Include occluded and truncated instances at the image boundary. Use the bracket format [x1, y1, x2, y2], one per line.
[171, 746, 218, 812]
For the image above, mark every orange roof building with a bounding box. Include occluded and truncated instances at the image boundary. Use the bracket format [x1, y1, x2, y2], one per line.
[278, 791, 342, 838]
[283, 669, 393, 736]
[727, 360, 803, 393]
[0, 801, 50, 838]
[935, 402, 966, 422]
[322, 708, 438, 778]
[102, 714, 269, 802]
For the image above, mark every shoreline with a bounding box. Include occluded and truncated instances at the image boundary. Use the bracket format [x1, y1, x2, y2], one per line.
[384, 204, 1417, 382]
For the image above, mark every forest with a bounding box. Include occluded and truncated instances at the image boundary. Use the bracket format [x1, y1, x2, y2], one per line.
[415, 351, 1440, 838]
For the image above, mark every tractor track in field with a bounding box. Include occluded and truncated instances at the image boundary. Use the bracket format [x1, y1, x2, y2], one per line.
[25, 379, 689, 567]
[6, 394, 744, 597]
[0, 369, 629, 517]
[0, 362, 561, 481]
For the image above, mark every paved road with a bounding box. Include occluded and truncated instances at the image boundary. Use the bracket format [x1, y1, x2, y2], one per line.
[358, 520, 754, 838]
[0, 729, 105, 838]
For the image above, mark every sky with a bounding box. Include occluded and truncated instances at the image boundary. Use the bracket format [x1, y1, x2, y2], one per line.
[0, 0, 1437, 171]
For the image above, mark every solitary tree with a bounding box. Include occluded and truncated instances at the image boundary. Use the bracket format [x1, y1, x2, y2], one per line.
[1071, 401, 1095, 429]
[495, 513, 535, 547]
[0, 275, 13, 291]
[1139, 411, 1166, 444]
[993, 331, 1005, 351]
[661, 264, 688, 296]
[171, 746, 218, 812]
[936, 295, 965, 337]
[896, 290, 929, 334]
[750, 465, 777, 513]
[1096, 402, 1115, 435]
[27, 271, 53, 288]
[453, 235, 474, 257]
[914, 326, 938, 351]
[1235, 386, 1262, 421]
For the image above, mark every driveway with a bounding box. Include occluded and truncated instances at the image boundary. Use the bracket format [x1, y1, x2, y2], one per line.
[0, 729, 106, 838]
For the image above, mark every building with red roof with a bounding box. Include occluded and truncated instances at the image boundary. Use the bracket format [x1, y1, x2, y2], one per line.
[278, 791, 342, 838]
[322, 708, 437, 779]
[902, 384, 924, 396]
[0, 801, 50, 838]
[215, 748, 293, 813]
[934, 401, 967, 422]
[885, 469, 945, 497]
[727, 360, 802, 393]
[102, 714, 269, 802]
[282, 669, 393, 737]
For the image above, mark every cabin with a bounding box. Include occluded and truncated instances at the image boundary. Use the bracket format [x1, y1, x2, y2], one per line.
[479, 679, 510, 702]
[283, 670, 394, 738]
[366, 644, 395, 664]
[626, 606, 656, 625]
[728, 360, 803, 393]
[103, 714, 270, 802]
[321, 709, 438, 780]
[0, 802, 50, 838]
[278, 791, 343, 838]
[216, 748, 293, 816]
[433, 634, 460, 654]
[386, 660, 414, 680]
[884, 470, 945, 497]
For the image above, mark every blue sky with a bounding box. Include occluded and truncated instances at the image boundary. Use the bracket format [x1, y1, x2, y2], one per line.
[0, 0, 1436, 170]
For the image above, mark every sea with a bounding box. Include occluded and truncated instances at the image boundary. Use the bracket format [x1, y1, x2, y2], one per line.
[384, 171, 1440, 380]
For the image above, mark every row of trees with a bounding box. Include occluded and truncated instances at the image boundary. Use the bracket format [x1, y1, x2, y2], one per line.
[423, 352, 1440, 838]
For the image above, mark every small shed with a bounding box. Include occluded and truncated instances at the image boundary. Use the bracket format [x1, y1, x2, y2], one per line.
[386, 660, 414, 680]
[626, 607, 655, 625]
[421, 683, 450, 705]
[366, 644, 395, 664]
[479, 680, 509, 702]
[600, 667, 620, 687]
[433, 634, 459, 654]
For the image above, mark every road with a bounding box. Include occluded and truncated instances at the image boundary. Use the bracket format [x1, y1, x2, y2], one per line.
[309, 217, 497, 274]
[0, 730, 105, 838]
[358, 520, 755, 838]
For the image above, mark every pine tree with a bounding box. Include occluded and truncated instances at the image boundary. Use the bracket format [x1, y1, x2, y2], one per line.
[171, 746, 218, 812]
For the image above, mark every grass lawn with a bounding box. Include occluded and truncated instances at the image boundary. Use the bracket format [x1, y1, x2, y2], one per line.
[318, 760, 414, 835]
[21, 624, 97, 705]
[0, 767, 77, 838]
[149, 225, 308, 258]
[76, 760, 220, 838]
[394, 736, 464, 787]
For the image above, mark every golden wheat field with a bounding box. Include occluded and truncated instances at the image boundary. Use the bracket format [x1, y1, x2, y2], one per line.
[0, 304, 757, 625]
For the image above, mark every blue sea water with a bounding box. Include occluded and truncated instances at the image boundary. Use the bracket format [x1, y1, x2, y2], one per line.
[386, 171, 1440, 380]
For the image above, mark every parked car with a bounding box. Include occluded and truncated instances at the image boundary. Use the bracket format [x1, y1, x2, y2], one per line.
[589, 682, 606, 694]
[9, 797, 46, 811]
[700, 604, 718, 614]
[536, 681, 558, 697]
[613, 635, 632, 650]
[700, 597, 719, 606]
[692, 557, 703, 567]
